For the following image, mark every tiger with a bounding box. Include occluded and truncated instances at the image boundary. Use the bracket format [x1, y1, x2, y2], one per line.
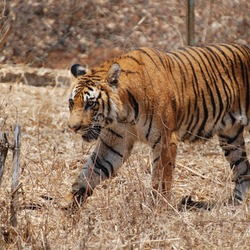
[67, 43, 250, 207]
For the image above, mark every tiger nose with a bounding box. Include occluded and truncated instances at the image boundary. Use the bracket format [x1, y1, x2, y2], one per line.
[68, 123, 81, 132]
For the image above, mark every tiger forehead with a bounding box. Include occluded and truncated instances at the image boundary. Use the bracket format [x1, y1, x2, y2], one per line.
[69, 73, 104, 102]
[70, 84, 100, 101]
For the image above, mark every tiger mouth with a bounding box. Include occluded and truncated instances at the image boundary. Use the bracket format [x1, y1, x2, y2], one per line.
[81, 126, 101, 142]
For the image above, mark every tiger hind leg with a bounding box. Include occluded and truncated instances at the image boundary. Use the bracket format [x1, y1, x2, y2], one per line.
[151, 132, 177, 201]
[218, 125, 250, 204]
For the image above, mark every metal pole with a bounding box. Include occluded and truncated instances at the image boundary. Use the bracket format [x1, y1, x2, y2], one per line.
[186, 0, 195, 45]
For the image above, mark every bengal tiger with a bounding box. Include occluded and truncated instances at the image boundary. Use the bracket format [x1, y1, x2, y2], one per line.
[67, 43, 250, 207]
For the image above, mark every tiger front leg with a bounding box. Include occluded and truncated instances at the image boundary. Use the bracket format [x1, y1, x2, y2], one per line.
[71, 129, 135, 205]
[71, 152, 111, 204]
[151, 132, 177, 201]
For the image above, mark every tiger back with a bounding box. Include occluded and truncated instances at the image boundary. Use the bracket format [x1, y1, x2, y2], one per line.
[67, 43, 250, 206]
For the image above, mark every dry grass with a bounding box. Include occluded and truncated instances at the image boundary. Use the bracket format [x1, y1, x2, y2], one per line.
[1, 1, 250, 248]
[0, 79, 250, 249]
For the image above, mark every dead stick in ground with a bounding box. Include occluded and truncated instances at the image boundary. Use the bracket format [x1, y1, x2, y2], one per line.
[10, 125, 21, 227]
[0, 131, 9, 186]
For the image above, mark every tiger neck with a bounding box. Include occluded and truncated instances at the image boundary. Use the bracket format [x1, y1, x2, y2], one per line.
[114, 89, 139, 125]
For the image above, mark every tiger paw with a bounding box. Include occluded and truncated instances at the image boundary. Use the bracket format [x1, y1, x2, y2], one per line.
[58, 192, 75, 210]
[178, 195, 214, 211]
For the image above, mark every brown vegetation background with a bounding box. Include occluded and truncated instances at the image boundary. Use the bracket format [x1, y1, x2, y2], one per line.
[2, 0, 250, 68]
[0, 0, 250, 249]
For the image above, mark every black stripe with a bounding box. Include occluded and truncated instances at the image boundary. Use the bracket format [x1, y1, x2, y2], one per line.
[127, 90, 139, 122]
[212, 45, 231, 64]
[231, 48, 250, 115]
[125, 55, 144, 65]
[153, 156, 160, 163]
[171, 54, 199, 125]
[183, 113, 195, 139]
[237, 53, 249, 116]
[106, 128, 124, 138]
[100, 139, 123, 158]
[231, 44, 250, 67]
[91, 69, 108, 74]
[224, 44, 238, 62]
[153, 49, 167, 68]
[91, 153, 111, 178]
[187, 47, 217, 118]
[196, 91, 209, 137]
[229, 113, 237, 126]
[167, 54, 176, 68]
[219, 126, 244, 144]
[178, 98, 190, 129]
[105, 91, 111, 116]
[212, 45, 241, 112]
[168, 51, 189, 75]
[238, 53, 246, 86]
[103, 159, 114, 175]
[197, 47, 226, 117]
[165, 55, 182, 106]
[101, 97, 105, 113]
[146, 109, 154, 140]
[210, 45, 236, 88]
[121, 69, 140, 75]
[233, 193, 243, 201]
[87, 86, 94, 91]
[223, 146, 240, 157]
[97, 92, 102, 99]
[167, 57, 185, 105]
[201, 47, 230, 125]
[186, 106, 200, 140]
[176, 50, 201, 98]
[152, 134, 162, 149]
[230, 157, 245, 169]
[245, 66, 250, 114]
[168, 52, 188, 96]
[183, 78, 200, 139]
[137, 48, 160, 70]
[241, 151, 247, 158]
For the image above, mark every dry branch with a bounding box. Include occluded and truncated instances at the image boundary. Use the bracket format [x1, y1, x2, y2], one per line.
[0, 18, 12, 50]
[0, 0, 14, 50]
[10, 125, 21, 227]
[0, 131, 9, 186]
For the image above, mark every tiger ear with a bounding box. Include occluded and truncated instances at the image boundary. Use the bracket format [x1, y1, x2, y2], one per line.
[71, 64, 87, 77]
[106, 63, 121, 87]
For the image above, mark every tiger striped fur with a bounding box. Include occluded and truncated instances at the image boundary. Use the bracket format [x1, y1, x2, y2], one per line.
[68, 43, 250, 206]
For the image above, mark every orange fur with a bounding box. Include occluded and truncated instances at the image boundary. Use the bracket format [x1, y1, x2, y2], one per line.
[68, 43, 250, 205]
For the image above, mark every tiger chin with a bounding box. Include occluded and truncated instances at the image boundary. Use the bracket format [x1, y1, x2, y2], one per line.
[65, 43, 250, 209]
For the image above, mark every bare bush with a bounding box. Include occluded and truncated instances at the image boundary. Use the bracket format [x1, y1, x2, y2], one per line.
[1, 0, 250, 68]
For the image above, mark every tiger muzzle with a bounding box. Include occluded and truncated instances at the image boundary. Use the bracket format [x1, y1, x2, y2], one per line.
[68, 123, 82, 133]
[81, 126, 101, 142]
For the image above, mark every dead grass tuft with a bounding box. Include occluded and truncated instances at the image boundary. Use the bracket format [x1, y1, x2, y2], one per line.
[0, 79, 250, 249]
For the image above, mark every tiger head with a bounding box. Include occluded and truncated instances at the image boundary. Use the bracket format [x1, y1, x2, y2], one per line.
[68, 63, 123, 142]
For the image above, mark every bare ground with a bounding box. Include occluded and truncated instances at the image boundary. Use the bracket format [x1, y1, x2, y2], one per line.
[0, 76, 250, 249]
